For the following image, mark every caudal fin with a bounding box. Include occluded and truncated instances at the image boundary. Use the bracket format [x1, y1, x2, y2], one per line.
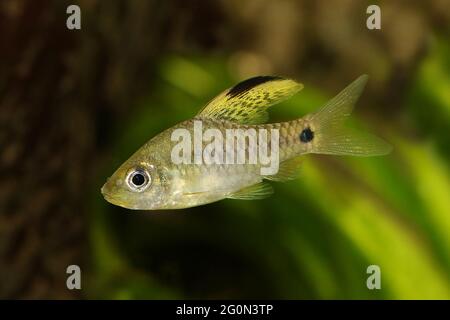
[307, 75, 392, 156]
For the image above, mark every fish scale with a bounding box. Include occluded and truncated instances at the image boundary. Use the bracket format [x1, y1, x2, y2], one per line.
[170, 117, 309, 166]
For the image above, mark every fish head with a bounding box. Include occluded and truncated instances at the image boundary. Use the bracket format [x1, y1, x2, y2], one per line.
[101, 148, 169, 210]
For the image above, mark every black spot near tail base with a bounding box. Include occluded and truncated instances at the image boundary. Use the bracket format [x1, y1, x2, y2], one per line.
[300, 127, 314, 143]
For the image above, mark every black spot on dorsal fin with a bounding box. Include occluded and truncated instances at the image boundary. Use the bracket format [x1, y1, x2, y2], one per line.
[226, 76, 284, 99]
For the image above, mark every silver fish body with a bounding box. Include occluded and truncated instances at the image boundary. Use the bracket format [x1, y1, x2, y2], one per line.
[102, 75, 391, 210]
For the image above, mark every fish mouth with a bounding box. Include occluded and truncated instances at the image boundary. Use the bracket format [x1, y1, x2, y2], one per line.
[101, 184, 143, 210]
[101, 184, 127, 208]
[100, 183, 112, 201]
[102, 192, 130, 209]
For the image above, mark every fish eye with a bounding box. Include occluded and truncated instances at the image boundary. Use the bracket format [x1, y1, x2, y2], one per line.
[126, 168, 151, 192]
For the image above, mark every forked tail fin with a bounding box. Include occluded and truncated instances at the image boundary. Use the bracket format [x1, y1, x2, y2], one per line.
[307, 75, 392, 156]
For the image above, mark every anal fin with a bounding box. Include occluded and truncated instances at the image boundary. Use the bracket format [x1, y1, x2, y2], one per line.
[264, 157, 303, 182]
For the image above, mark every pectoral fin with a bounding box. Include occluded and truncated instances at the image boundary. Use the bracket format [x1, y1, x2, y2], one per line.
[197, 76, 303, 125]
[227, 182, 274, 200]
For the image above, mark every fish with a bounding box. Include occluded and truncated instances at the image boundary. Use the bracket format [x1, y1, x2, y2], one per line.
[101, 74, 392, 210]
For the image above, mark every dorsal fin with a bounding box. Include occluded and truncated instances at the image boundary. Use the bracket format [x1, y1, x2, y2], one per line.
[197, 76, 303, 125]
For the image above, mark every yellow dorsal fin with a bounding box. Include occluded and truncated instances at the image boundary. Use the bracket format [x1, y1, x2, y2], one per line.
[197, 76, 303, 125]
